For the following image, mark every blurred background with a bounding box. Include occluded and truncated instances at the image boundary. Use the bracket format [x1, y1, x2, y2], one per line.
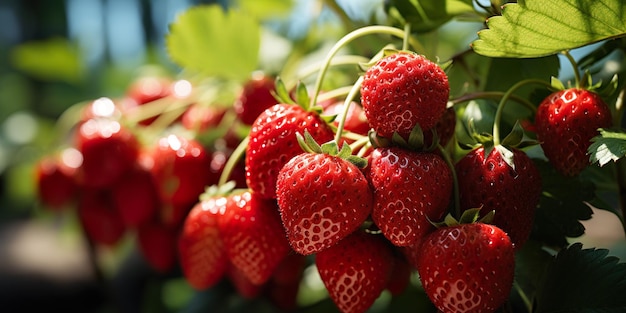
[0, 1, 238, 312]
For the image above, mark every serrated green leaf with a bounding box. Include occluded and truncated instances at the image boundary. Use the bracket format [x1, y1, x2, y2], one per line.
[472, 0, 626, 58]
[166, 5, 260, 81]
[535, 243, 626, 313]
[532, 160, 594, 247]
[10, 37, 83, 84]
[589, 129, 626, 166]
[235, 0, 293, 20]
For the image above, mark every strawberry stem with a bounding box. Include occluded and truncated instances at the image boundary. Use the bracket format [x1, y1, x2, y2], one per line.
[492, 79, 552, 146]
[402, 23, 411, 51]
[561, 50, 582, 88]
[310, 25, 424, 109]
[334, 75, 364, 143]
[450, 91, 537, 113]
[295, 55, 371, 82]
[217, 135, 249, 186]
[437, 144, 461, 219]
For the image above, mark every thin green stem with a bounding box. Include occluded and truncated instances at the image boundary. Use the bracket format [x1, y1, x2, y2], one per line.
[334, 75, 364, 143]
[438, 144, 460, 219]
[450, 91, 537, 114]
[296, 55, 371, 82]
[514, 281, 533, 313]
[218, 135, 249, 186]
[402, 23, 411, 51]
[317, 86, 354, 103]
[493, 79, 552, 146]
[310, 25, 422, 108]
[562, 50, 581, 87]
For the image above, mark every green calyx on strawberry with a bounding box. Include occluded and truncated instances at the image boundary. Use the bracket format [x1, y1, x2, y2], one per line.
[360, 49, 450, 140]
[245, 79, 335, 199]
[275, 131, 373, 255]
[533, 72, 614, 177]
[414, 208, 515, 313]
[456, 121, 542, 249]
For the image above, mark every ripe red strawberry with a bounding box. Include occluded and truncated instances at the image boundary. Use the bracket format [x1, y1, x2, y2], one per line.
[416, 222, 515, 313]
[75, 117, 139, 189]
[219, 191, 291, 285]
[137, 221, 178, 272]
[245, 103, 334, 199]
[316, 231, 394, 313]
[148, 134, 212, 227]
[386, 252, 413, 296]
[227, 262, 264, 299]
[455, 146, 541, 248]
[323, 101, 370, 136]
[266, 252, 307, 311]
[111, 164, 160, 227]
[178, 196, 230, 290]
[181, 103, 226, 132]
[367, 147, 453, 247]
[234, 73, 278, 125]
[121, 75, 173, 126]
[35, 152, 78, 210]
[77, 189, 126, 246]
[360, 51, 449, 139]
[424, 106, 457, 147]
[276, 151, 373, 255]
[534, 88, 612, 176]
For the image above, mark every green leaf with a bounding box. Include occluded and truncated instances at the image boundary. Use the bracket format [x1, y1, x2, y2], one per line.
[532, 160, 594, 248]
[166, 4, 260, 81]
[535, 243, 626, 313]
[385, 0, 476, 33]
[472, 0, 626, 58]
[235, 0, 293, 20]
[589, 129, 626, 166]
[10, 37, 83, 84]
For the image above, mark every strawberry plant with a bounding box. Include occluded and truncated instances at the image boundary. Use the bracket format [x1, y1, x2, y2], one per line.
[30, 0, 626, 313]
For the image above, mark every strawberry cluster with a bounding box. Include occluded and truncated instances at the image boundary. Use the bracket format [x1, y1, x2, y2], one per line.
[34, 29, 615, 313]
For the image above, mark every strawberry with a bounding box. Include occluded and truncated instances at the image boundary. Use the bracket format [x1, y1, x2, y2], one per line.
[323, 100, 370, 136]
[424, 106, 457, 148]
[181, 103, 226, 132]
[367, 147, 453, 247]
[416, 221, 515, 313]
[276, 141, 373, 255]
[74, 117, 139, 189]
[178, 195, 230, 290]
[77, 189, 126, 246]
[386, 252, 413, 296]
[219, 190, 291, 285]
[121, 75, 173, 126]
[360, 51, 449, 139]
[111, 164, 160, 228]
[266, 253, 307, 311]
[245, 103, 334, 199]
[148, 134, 212, 227]
[534, 88, 612, 176]
[137, 220, 178, 273]
[227, 262, 264, 299]
[315, 230, 394, 313]
[455, 146, 541, 248]
[35, 152, 78, 210]
[234, 72, 278, 125]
